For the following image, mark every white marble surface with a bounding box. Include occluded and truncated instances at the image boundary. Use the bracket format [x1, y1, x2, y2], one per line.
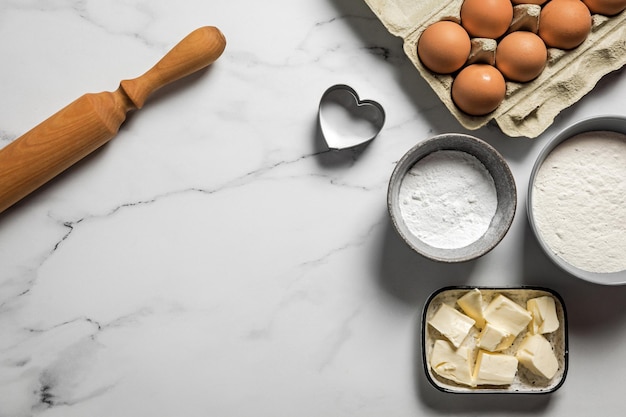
[1, 1, 625, 416]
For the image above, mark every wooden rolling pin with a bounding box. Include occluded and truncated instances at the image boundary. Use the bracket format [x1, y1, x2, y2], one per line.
[0, 26, 226, 214]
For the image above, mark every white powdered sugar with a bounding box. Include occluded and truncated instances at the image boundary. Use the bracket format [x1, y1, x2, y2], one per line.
[399, 150, 497, 249]
[532, 131, 626, 273]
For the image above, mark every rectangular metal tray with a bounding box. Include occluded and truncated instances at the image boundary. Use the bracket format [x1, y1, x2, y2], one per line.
[423, 286, 568, 393]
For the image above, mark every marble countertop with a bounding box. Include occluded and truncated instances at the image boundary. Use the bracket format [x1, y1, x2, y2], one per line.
[1, 1, 625, 416]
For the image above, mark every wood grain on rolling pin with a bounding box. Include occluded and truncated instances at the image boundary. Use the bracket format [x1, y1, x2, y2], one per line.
[0, 26, 226, 214]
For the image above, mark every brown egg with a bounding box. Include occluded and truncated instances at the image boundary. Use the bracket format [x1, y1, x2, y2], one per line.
[418, 21, 471, 74]
[582, 0, 626, 15]
[461, 0, 514, 39]
[452, 64, 507, 116]
[539, 0, 592, 50]
[496, 32, 547, 82]
[512, 0, 548, 4]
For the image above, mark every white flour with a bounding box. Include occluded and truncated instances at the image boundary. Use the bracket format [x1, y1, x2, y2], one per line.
[532, 131, 626, 273]
[399, 150, 497, 249]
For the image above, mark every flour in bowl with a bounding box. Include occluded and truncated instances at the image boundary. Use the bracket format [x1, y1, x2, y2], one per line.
[399, 150, 497, 249]
[532, 131, 626, 273]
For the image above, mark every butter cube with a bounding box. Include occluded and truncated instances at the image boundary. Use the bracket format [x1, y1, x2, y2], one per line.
[478, 322, 516, 352]
[473, 350, 518, 385]
[516, 334, 559, 379]
[430, 339, 475, 387]
[527, 296, 559, 334]
[428, 303, 476, 348]
[483, 294, 532, 337]
[457, 289, 486, 329]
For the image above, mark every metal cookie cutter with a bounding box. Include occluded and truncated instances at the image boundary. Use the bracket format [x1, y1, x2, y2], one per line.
[318, 84, 385, 150]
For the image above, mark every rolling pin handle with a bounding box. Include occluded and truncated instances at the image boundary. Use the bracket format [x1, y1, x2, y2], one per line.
[120, 26, 226, 109]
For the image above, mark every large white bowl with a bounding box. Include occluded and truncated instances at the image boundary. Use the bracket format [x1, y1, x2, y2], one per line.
[527, 115, 626, 285]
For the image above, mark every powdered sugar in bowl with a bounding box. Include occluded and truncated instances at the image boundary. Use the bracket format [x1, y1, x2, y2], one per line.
[388, 134, 516, 263]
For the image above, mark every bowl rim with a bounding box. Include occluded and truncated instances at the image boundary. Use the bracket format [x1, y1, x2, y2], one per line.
[387, 133, 517, 263]
[527, 115, 626, 285]
[421, 285, 569, 394]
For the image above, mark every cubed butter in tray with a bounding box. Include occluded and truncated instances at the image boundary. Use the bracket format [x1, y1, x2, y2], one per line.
[422, 287, 568, 393]
[363, 0, 626, 137]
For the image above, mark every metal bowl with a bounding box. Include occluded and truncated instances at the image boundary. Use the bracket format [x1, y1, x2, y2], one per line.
[387, 134, 517, 262]
[527, 115, 626, 285]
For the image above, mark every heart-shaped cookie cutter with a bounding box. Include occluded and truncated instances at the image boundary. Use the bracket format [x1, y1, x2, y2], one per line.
[318, 84, 385, 150]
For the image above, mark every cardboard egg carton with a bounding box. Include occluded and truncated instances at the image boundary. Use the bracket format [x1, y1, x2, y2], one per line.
[364, 0, 626, 138]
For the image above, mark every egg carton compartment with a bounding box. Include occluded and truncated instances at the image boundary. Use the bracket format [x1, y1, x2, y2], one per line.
[364, 0, 626, 137]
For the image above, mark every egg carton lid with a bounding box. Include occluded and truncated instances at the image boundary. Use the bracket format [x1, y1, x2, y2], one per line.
[364, 0, 626, 138]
